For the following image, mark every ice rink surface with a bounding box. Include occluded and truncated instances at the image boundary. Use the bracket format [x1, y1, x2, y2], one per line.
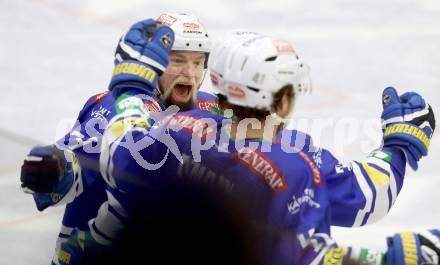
[1, 0, 440, 264]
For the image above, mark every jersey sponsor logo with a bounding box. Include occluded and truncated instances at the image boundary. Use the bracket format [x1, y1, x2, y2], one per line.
[353, 248, 385, 264]
[333, 161, 353, 174]
[274, 139, 322, 188]
[157, 14, 177, 26]
[334, 163, 345, 174]
[235, 147, 288, 192]
[197, 100, 219, 112]
[169, 114, 216, 139]
[297, 151, 322, 188]
[144, 100, 162, 113]
[368, 150, 392, 163]
[227, 85, 246, 98]
[116, 95, 148, 115]
[312, 147, 323, 168]
[323, 247, 348, 265]
[272, 39, 295, 53]
[91, 106, 111, 121]
[287, 188, 320, 215]
[183, 22, 200, 29]
[92, 91, 110, 104]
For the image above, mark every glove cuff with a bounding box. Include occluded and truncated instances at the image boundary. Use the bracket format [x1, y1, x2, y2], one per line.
[384, 123, 430, 152]
[109, 60, 159, 96]
[386, 231, 422, 265]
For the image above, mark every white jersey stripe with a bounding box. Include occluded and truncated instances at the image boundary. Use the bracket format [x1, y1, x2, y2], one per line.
[89, 201, 125, 245]
[352, 162, 374, 227]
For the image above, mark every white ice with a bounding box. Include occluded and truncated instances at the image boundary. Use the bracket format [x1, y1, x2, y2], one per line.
[1, 0, 440, 264]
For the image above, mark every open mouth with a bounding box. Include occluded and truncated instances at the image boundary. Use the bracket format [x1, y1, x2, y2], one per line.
[172, 83, 193, 102]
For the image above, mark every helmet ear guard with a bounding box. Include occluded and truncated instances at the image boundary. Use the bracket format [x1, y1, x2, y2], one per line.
[274, 57, 312, 95]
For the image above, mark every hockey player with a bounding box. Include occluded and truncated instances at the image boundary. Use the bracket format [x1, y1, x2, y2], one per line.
[20, 13, 215, 265]
[59, 31, 436, 264]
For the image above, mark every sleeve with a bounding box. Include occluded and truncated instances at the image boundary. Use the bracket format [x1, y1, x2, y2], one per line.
[49, 150, 83, 207]
[90, 93, 181, 244]
[35, 93, 102, 207]
[280, 157, 384, 265]
[90, 135, 174, 246]
[320, 246, 386, 265]
[270, 161, 336, 265]
[87, 186, 129, 246]
[293, 202, 387, 265]
[277, 129, 407, 228]
[321, 146, 406, 227]
[298, 235, 385, 265]
[55, 92, 106, 152]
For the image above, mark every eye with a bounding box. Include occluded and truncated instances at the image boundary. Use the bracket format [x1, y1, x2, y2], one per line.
[193, 60, 203, 66]
[174, 58, 187, 64]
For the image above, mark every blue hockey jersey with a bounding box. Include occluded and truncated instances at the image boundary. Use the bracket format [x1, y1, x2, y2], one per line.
[95, 108, 333, 264]
[275, 130, 406, 227]
[48, 90, 218, 264]
[91, 93, 407, 264]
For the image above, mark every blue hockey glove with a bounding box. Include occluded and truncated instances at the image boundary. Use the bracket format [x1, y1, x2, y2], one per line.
[386, 229, 440, 265]
[110, 18, 175, 97]
[381, 87, 436, 170]
[20, 145, 75, 211]
[58, 228, 104, 265]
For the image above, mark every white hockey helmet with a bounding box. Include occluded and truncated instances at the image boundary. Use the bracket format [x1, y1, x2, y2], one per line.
[157, 12, 211, 54]
[208, 31, 311, 111]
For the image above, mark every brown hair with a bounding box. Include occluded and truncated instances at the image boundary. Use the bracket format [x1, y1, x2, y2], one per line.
[218, 84, 295, 121]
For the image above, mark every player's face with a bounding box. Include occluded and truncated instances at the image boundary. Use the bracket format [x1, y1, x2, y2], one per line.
[159, 51, 206, 110]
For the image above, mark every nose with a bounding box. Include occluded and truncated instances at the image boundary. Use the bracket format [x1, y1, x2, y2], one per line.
[179, 61, 197, 77]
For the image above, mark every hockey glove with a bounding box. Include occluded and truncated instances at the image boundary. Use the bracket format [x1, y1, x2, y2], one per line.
[20, 145, 75, 211]
[58, 228, 104, 265]
[381, 87, 435, 170]
[386, 229, 440, 265]
[110, 19, 175, 97]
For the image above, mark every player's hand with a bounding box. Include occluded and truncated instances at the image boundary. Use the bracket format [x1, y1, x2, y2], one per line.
[58, 231, 83, 265]
[386, 229, 440, 265]
[114, 18, 174, 73]
[21, 145, 65, 193]
[381, 87, 435, 133]
[381, 87, 435, 170]
[20, 145, 75, 211]
[109, 18, 175, 97]
[58, 228, 104, 265]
